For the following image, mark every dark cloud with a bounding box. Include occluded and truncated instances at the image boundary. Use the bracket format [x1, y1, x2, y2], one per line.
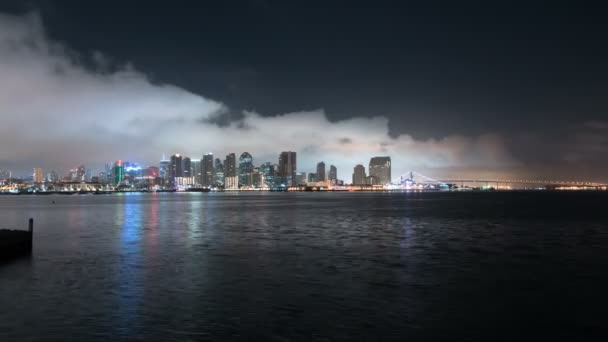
[0, 11, 606, 182]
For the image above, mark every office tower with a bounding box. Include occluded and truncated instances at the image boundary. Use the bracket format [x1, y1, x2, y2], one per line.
[369, 156, 391, 185]
[278, 151, 297, 186]
[214, 158, 224, 186]
[352, 164, 366, 185]
[295, 172, 306, 186]
[260, 162, 275, 188]
[308, 173, 317, 183]
[191, 159, 202, 184]
[239, 152, 254, 187]
[33, 168, 43, 183]
[202, 153, 214, 186]
[76, 164, 86, 182]
[170, 154, 183, 186]
[113, 160, 124, 186]
[224, 153, 238, 189]
[183, 157, 192, 178]
[329, 165, 337, 183]
[159, 158, 170, 186]
[316, 161, 326, 181]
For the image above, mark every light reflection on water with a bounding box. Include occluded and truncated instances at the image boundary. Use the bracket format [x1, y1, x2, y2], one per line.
[0, 192, 607, 340]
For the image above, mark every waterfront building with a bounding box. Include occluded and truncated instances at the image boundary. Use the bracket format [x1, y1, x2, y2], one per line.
[316, 161, 326, 181]
[352, 164, 366, 185]
[183, 157, 192, 178]
[202, 153, 214, 187]
[113, 160, 124, 186]
[308, 173, 318, 183]
[369, 156, 391, 185]
[33, 168, 43, 183]
[224, 153, 238, 190]
[278, 151, 297, 186]
[239, 152, 254, 187]
[214, 158, 224, 186]
[260, 162, 275, 188]
[329, 165, 337, 183]
[190, 159, 202, 185]
[295, 172, 307, 186]
[170, 154, 183, 186]
[159, 158, 170, 186]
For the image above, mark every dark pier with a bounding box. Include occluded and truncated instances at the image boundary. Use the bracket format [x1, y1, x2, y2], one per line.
[0, 218, 33, 261]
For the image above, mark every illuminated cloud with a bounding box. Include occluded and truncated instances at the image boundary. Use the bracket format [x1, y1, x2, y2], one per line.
[0, 11, 564, 181]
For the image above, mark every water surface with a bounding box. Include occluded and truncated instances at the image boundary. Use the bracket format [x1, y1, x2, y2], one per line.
[1, 192, 607, 340]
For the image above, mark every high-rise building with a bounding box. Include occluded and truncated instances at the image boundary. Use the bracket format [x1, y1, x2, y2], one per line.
[114, 160, 124, 186]
[214, 158, 224, 186]
[191, 159, 202, 184]
[316, 161, 326, 181]
[76, 164, 86, 182]
[295, 172, 307, 186]
[33, 168, 43, 183]
[159, 158, 170, 186]
[224, 153, 238, 189]
[170, 154, 183, 186]
[260, 162, 275, 188]
[308, 173, 318, 183]
[329, 165, 337, 183]
[183, 157, 192, 178]
[278, 151, 297, 186]
[352, 164, 366, 185]
[239, 152, 254, 187]
[202, 153, 214, 187]
[369, 156, 391, 185]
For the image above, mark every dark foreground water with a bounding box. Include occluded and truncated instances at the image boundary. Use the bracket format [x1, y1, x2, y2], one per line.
[1, 191, 607, 340]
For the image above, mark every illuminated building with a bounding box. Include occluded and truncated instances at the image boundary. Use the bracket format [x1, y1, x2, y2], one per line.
[278, 151, 297, 186]
[159, 158, 170, 186]
[202, 153, 214, 186]
[295, 172, 306, 186]
[76, 164, 86, 182]
[369, 156, 391, 185]
[170, 154, 183, 186]
[214, 158, 224, 186]
[224, 153, 238, 189]
[308, 173, 317, 183]
[239, 152, 253, 187]
[33, 168, 43, 183]
[183, 157, 192, 178]
[260, 162, 275, 188]
[352, 164, 366, 185]
[329, 165, 337, 183]
[113, 160, 124, 186]
[191, 159, 201, 184]
[316, 161, 326, 181]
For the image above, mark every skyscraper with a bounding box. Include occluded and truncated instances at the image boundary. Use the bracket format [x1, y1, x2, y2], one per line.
[33, 168, 43, 183]
[329, 165, 337, 183]
[170, 154, 183, 186]
[316, 161, 326, 181]
[183, 157, 192, 178]
[159, 158, 170, 186]
[369, 156, 391, 185]
[113, 160, 124, 186]
[214, 158, 224, 186]
[239, 152, 253, 187]
[278, 151, 297, 186]
[224, 153, 238, 189]
[260, 162, 275, 188]
[352, 164, 366, 185]
[202, 153, 214, 186]
[191, 159, 202, 184]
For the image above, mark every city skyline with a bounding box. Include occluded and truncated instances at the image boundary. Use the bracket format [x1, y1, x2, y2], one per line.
[0, 4, 607, 182]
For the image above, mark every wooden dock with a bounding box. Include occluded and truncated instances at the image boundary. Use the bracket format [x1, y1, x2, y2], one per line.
[0, 218, 33, 260]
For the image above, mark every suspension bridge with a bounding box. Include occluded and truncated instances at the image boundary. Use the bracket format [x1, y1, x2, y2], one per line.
[392, 171, 608, 190]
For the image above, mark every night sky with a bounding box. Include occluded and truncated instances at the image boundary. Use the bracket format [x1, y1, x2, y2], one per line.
[1, 1, 607, 181]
